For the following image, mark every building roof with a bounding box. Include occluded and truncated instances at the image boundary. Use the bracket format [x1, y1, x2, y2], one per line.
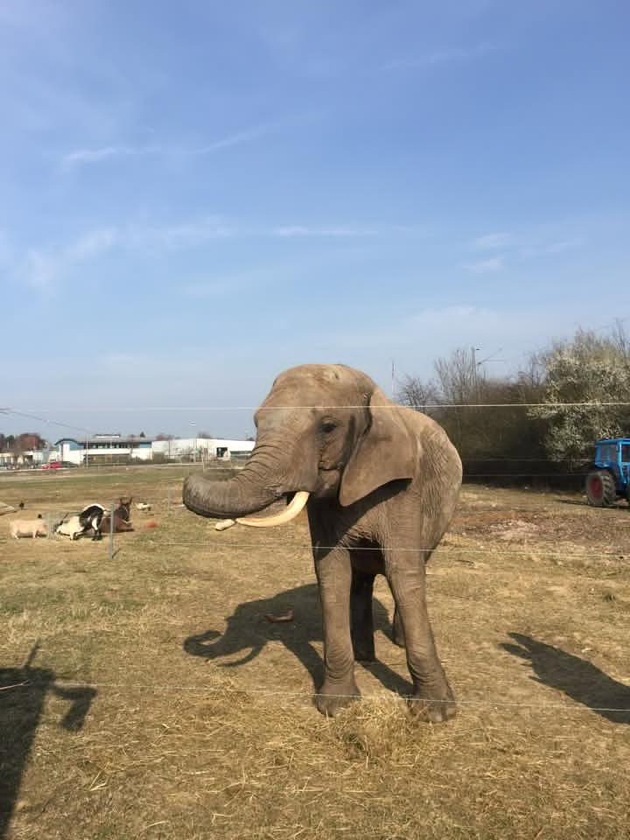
[55, 436, 154, 447]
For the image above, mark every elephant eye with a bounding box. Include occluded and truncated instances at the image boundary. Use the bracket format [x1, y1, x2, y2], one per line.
[321, 420, 337, 434]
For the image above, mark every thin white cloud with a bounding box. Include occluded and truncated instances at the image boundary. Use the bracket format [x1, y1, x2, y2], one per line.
[12, 215, 427, 294]
[384, 42, 499, 71]
[545, 239, 581, 254]
[312, 304, 517, 358]
[189, 122, 278, 155]
[21, 227, 118, 292]
[464, 256, 505, 274]
[463, 229, 582, 273]
[272, 225, 379, 238]
[66, 228, 118, 259]
[472, 232, 513, 250]
[311, 302, 597, 387]
[128, 217, 234, 250]
[61, 145, 160, 168]
[60, 117, 301, 170]
[15, 218, 232, 292]
[519, 238, 582, 258]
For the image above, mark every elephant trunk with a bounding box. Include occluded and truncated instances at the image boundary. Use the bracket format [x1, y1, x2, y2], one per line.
[183, 446, 287, 519]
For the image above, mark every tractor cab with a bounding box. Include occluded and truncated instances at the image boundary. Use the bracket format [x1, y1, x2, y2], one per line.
[585, 437, 630, 506]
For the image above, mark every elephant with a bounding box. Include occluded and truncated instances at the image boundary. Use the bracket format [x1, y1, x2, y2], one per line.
[183, 364, 462, 721]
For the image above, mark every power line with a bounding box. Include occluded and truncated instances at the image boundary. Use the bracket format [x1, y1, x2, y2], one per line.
[10, 401, 630, 413]
[4, 408, 94, 436]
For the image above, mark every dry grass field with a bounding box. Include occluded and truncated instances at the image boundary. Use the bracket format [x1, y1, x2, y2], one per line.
[1, 466, 629, 839]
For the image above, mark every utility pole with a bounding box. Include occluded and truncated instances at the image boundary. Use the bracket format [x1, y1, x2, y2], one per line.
[471, 347, 480, 401]
[190, 422, 197, 462]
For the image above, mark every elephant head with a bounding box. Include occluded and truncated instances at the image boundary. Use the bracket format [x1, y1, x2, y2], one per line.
[183, 364, 419, 524]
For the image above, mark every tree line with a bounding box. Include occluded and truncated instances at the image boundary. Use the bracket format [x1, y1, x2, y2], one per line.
[396, 325, 630, 485]
[0, 433, 48, 454]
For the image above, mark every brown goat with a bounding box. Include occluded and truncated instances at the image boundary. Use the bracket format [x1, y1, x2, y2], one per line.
[97, 497, 134, 539]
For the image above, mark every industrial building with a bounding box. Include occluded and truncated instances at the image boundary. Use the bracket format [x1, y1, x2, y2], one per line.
[48, 434, 255, 466]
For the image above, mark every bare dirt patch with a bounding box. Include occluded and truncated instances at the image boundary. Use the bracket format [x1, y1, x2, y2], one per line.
[1, 469, 629, 839]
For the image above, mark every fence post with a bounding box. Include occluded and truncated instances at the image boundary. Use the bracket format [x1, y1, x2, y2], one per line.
[108, 502, 115, 560]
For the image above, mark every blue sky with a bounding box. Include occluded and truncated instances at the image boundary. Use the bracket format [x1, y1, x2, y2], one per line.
[1, 0, 629, 441]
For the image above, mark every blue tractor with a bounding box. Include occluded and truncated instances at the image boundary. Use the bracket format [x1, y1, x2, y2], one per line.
[585, 438, 630, 507]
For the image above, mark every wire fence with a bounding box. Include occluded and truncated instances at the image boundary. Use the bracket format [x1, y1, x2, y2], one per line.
[1, 677, 629, 714]
[1, 501, 629, 715]
[4, 478, 630, 563]
[5, 397, 630, 444]
[1, 397, 625, 492]
[9, 400, 630, 415]
[2, 400, 629, 718]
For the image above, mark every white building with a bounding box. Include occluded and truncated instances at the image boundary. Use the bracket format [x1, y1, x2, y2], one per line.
[50, 435, 255, 466]
[0, 449, 47, 468]
[151, 437, 255, 462]
[51, 434, 154, 465]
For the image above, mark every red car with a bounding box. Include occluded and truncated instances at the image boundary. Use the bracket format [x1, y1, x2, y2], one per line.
[42, 461, 62, 470]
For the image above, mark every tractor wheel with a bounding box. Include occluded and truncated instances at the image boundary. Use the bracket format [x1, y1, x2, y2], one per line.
[585, 470, 617, 507]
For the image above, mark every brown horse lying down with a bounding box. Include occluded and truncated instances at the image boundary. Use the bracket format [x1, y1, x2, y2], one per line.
[97, 497, 134, 540]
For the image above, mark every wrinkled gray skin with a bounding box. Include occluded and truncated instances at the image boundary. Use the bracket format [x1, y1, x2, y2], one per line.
[183, 364, 462, 721]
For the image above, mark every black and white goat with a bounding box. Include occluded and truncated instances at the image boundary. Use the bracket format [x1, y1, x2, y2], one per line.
[78, 503, 106, 539]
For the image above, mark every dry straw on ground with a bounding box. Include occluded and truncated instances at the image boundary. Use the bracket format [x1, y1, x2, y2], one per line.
[1, 466, 629, 839]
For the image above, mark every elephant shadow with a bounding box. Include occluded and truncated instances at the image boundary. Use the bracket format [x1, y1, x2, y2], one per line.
[183, 583, 412, 697]
[502, 633, 630, 724]
[0, 651, 97, 839]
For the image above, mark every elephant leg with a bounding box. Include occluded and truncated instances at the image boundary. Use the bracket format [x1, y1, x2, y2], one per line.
[314, 547, 360, 716]
[386, 557, 455, 723]
[350, 568, 376, 662]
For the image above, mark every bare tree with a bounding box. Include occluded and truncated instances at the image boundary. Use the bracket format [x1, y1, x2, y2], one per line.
[434, 347, 480, 405]
[396, 374, 440, 411]
[399, 347, 550, 464]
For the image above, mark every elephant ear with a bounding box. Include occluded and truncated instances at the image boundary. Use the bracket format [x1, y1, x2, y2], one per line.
[339, 387, 418, 507]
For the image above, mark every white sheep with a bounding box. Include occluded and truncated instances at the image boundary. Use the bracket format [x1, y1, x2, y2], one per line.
[10, 517, 48, 539]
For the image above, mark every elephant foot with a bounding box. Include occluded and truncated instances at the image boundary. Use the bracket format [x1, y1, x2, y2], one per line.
[407, 686, 457, 723]
[315, 679, 361, 717]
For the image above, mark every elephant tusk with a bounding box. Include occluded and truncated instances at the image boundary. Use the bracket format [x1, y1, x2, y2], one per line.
[236, 491, 310, 528]
[215, 519, 237, 531]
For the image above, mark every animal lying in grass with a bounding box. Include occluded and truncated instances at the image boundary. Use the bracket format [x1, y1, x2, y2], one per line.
[55, 504, 105, 540]
[98, 497, 134, 539]
[55, 514, 85, 540]
[78, 503, 106, 537]
[54, 499, 134, 541]
[135, 501, 152, 512]
[11, 516, 47, 539]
